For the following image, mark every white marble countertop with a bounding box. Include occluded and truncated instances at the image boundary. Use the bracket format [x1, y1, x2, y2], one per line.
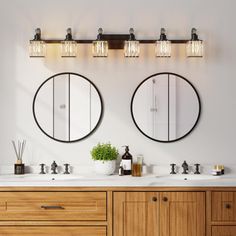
[0, 173, 236, 187]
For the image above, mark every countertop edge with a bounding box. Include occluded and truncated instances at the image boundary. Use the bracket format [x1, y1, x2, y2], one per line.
[0, 186, 236, 191]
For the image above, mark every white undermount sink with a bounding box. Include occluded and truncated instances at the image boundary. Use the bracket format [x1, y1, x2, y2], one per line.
[156, 174, 220, 181]
[0, 174, 115, 182]
[0, 174, 83, 181]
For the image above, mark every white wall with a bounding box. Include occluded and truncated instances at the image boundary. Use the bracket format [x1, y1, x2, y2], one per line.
[0, 0, 236, 168]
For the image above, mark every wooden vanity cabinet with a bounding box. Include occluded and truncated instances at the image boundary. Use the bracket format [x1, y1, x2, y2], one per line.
[1, 188, 236, 236]
[113, 191, 205, 236]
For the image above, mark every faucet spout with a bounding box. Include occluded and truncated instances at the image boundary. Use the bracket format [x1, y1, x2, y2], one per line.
[51, 161, 58, 174]
[182, 161, 189, 174]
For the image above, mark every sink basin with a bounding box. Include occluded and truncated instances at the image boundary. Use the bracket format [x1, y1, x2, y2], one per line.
[156, 174, 220, 181]
[0, 174, 116, 182]
[0, 174, 83, 182]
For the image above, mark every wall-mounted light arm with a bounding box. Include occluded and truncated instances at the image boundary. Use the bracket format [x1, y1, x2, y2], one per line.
[29, 27, 204, 58]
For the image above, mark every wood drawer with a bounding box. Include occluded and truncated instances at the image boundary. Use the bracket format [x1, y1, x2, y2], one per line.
[0, 192, 106, 221]
[212, 192, 236, 221]
[0, 226, 106, 236]
[212, 226, 236, 236]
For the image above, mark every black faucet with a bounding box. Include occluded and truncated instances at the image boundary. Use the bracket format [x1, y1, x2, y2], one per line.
[39, 163, 46, 174]
[64, 164, 70, 174]
[194, 164, 201, 174]
[182, 161, 189, 174]
[170, 164, 177, 174]
[51, 161, 58, 174]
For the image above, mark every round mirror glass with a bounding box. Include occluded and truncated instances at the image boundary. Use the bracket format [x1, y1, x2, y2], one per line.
[131, 72, 201, 142]
[33, 72, 103, 142]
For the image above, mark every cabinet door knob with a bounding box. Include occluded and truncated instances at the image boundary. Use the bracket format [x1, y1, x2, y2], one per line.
[225, 203, 231, 209]
[162, 197, 168, 202]
[152, 197, 157, 202]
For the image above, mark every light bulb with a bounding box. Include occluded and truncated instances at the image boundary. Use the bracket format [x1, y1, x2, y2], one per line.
[124, 28, 140, 57]
[92, 28, 108, 57]
[155, 28, 171, 57]
[29, 28, 46, 57]
[61, 28, 77, 57]
[186, 28, 203, 57]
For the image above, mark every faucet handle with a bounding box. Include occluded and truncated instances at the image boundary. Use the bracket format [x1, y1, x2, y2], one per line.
[194, 164, 201, 174]
[170, 164, 176, 174]
[39, 163, 46, 174]
[64, 163, 70, 174]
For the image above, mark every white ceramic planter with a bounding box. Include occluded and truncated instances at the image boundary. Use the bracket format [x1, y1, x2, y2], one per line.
[94, 160, 116, 175]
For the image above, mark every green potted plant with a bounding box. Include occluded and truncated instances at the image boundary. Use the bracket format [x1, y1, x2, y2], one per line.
[91, 143, 119, 175]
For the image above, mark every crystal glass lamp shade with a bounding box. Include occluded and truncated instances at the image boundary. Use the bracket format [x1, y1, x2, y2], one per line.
[29, 40, 46, 57]
[61, 41, 77, 57]
[186, 40, 203, 57]
[92, 41, 108, 57]
[124, 41, 140, 57]
[155, 40, 171, 57]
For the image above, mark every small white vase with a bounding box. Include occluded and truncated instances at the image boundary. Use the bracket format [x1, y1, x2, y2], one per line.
[94, 160, 116, 175]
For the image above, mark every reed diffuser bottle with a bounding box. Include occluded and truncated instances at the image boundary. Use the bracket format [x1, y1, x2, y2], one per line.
[12, 140, 26, 174]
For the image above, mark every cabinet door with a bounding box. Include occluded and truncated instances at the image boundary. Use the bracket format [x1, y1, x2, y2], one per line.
[160, 192, 205, 236]
[212, 226, 236, 236]
[113, 192, 159, 236]
[0, 226, 106, 236]
[212, 191, 236, 222]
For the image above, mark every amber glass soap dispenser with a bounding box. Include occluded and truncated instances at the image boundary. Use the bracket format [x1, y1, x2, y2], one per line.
[121, 146, 132, 175]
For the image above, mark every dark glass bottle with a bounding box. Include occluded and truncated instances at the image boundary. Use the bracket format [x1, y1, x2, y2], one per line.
[121, 146, 132, 175]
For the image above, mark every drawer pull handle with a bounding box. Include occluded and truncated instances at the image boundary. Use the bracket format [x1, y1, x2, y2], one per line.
[41, 205, 64, 210]
[162, 197, 168, 202]
[152, 197, 157, 202]
[225, 203, 231, 209]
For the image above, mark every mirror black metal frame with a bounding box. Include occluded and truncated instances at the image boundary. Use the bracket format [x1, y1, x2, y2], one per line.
[32, 72, 103, 143]
[130, 72, 201, 143]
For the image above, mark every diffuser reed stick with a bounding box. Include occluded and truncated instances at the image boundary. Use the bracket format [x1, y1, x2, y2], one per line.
[12, 140, 26, 163]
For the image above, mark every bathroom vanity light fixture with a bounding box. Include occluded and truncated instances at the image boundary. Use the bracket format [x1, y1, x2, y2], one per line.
[92, 28, 108, 57]
[186, 28, 203, 57]
[29, 27, 204, 58]
[29, 28, 46, 57]
[124, 28, 140, 57]
[155, 28, 171, 57]
[61, 28, 77, 57]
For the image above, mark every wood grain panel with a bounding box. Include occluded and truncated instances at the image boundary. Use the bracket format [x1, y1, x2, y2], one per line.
[0, 192, 106, 221]
[212, 192, 235, 221]
[0, 226, 106, 236]
[160, 192, 205, 236]
[113, 192, 159, 236]
[212, 226, 236, 236]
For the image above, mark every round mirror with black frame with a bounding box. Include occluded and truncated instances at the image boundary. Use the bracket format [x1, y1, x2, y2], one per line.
[131, 72, 201, 143]
[33, 72, 103, 143]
